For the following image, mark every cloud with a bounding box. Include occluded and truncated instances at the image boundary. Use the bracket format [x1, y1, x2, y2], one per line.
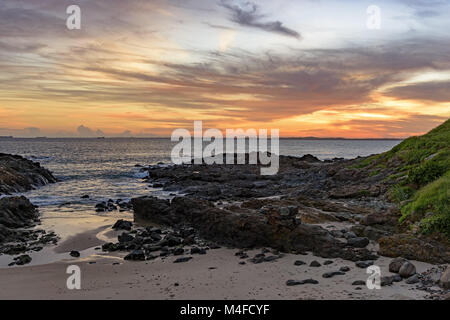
[220, 0, 301, 39]
[384, 81, 450, 102]
[77, 125, 104, 137]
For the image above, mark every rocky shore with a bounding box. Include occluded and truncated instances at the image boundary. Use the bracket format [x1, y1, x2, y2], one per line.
[96, 147, 448, 298]
[0, 154, 58, 264]
[0, 153, 56, 194]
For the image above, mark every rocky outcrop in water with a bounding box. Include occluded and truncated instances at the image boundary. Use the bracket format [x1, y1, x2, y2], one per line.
[0, 154, 58, 259]
[0, 153, 56, 195]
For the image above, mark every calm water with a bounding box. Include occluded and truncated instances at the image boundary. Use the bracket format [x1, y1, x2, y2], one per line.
[0, 138, 401, 266]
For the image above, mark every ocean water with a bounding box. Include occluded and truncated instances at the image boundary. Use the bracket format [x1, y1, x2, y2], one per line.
[0, 138, 402, 266]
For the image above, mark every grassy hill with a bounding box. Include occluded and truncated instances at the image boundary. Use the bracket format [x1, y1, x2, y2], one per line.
[355, 119, 450, 236]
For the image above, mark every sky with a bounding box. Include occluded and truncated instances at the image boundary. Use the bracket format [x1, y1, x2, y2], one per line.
[0, 0, 449, 138]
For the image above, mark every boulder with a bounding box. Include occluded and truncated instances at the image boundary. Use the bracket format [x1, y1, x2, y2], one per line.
[398, 262, 416, 278]
[405, 274, 420, 284]
[112, 219, 132, 231]
[0, 196, 39, 244]
[440, 267, 450, 289]
[389, 257, 408, 273]
[347, 237, 369, 248]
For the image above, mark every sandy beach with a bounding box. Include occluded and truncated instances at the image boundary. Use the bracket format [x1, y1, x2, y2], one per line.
[0, 224, 434, 300]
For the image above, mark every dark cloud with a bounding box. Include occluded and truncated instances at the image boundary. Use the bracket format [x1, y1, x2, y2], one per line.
[220, 0, 301, 39]
[384, 81, 450, 102]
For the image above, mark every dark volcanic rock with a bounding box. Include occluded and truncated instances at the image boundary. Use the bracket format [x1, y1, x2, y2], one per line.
[112, 219, 132, 231]
[286, 279, 319, 286]
[0, 153, 56, 195]
[124, 249, 145, 261]
[70, 250, 80, 258]
[347, 237, 369, 248]
[339, 266, 351, 272]
[12, 254, 32, 266]
[132, 196, 373, 261]
[322, 271, 345, 278]
[310, 260, 321, 267]
[0, 196, 40, 245]
[355, 260, 374, 268]
[0, 196, 38, 230]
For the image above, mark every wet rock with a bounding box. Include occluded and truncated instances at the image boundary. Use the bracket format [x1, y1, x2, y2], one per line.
[398, 261, 416, 278]
[389, 257, 408, 273]
[352, 280, 366, 286]
[173, 256, 192, 263]
[112, 219, 132, 231]
[294, 260, 306, 266]
[347, 237, 369, 248]
[163, 235, 183, 247]
[355, 260, 374, 268]
[118, 232, 134, 243]
[250, 254, 266, 264]
[343, 232, 357, 239]
[381, 276, 395, 286]
[286, 279, 319, 286]
[70, 250, 80, 258]
[124, 249, 145, 261]
[405, 274, 420, 284]
[310, 260, 321, 267]
[0, 153, 56, 195]
[323, 260, 333, 265]
[339, 266, 351, 272]
[13, 254, 32, 266]
[263, 255, 279, 262]
[322, 271, 345, 278]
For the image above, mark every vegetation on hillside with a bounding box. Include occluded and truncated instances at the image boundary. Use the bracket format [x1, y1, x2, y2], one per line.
[354, 119, 450, 236]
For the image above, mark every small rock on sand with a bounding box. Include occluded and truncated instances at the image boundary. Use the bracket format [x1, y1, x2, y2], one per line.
[310, 260, 321, 267]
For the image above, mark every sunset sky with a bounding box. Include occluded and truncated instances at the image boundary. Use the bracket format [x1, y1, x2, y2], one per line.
[1, 0, 449, 138]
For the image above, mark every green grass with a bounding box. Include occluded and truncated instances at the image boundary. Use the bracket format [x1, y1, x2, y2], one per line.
[400, 171, 450, 235]
[354, 119, 450, 236]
